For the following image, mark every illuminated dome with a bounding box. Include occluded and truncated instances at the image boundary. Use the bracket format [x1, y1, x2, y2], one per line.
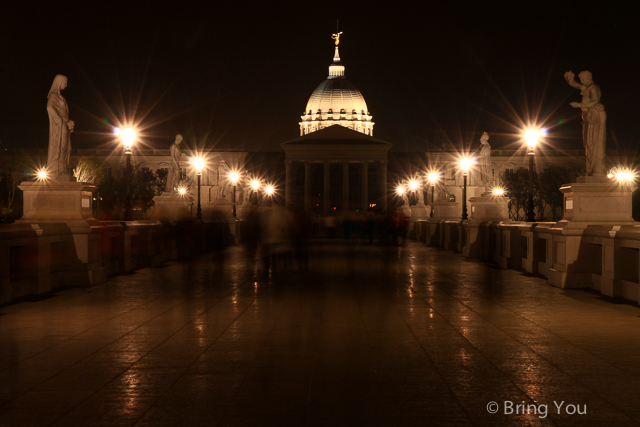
[299, 46, 374, 136]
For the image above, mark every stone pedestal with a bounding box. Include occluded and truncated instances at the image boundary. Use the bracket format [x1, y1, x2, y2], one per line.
[547, 177, 637, 289]
[559, 177, 636, 225]
[469, 193, 510, 222]
[16, 176, 107, 287]
[410, 204, 429, 219]
[18, 176, 95, 225]
[431, 200, 459, 220]
[153, 192, 194, 221]
[424, 201, 459, 246]
[203, 200, 234, 220]
[408, 204, 429, 238]
[398, 205, 411, 218]
[236, 203, 253, 220]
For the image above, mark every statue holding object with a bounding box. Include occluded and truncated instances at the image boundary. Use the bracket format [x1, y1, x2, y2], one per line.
[564, 70, 606, 176]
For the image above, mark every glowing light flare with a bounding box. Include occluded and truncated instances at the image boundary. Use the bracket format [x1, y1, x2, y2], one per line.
[193, 158, 205, 174]
[178, 187, 187, 195]
[428, 172, 438, 184]
[492, 187, 505, 196]
[120, 128, 136, 152]
[525, 129, 540, 151]
[229, 172, 240, 184]
[36, 168, 48, 180]
[251, 180, 260, 190]
[396, 186, 405, 195]
[609, 167, 635, 183]
[265, 185, 275, 195]
[615, 171, 634, 183]
[460, 158, 472, 172]
[409, 180, 419, 190]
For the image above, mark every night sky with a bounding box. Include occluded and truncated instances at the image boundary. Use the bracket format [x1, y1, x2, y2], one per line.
[1, 1, 639, 154]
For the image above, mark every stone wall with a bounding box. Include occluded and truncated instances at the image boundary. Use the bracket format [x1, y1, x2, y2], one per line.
[0, 220, 232, 306]
[414, 219, 640, 304]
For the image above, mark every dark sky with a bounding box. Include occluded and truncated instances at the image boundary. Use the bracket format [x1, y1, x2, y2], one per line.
[1, 1, 639, 154]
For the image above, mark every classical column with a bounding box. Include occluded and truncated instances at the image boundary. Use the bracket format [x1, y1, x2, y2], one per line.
[362, 161, 368, 212]
[380, 160, 388, 211]
[285, 160, 293, 210]
[343, 162, 349, 211]
[304, 161, 311, 212]
[323, 161, 331, 215]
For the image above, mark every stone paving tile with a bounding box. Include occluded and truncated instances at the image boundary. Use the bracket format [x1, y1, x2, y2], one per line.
[1, 240, 640, 426]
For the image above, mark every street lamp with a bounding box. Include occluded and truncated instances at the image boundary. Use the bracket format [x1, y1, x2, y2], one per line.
[428, 172, 438, 218]
[265, 184, 274, 199]
[396, 186, 405, 196]
[229, 171, 239, 218]
[492, 187, 505, 196]
[525, 129, 540, 222]
[251, 179, 260, 204]
[460, 158, 471, 220]
[194, 158, 205, 221]
[36, 168, 47, 180]
[120, 128, 136, 221]
[609, 167, 634, 183]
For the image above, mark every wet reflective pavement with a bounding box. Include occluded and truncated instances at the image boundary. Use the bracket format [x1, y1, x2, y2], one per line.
[1, 240, 640, 426]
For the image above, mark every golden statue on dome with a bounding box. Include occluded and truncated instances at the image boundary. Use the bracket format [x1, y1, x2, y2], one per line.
[332, 32, 343, 46]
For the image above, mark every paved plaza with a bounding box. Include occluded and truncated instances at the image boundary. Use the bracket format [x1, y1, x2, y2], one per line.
[1, 240, 640, 426]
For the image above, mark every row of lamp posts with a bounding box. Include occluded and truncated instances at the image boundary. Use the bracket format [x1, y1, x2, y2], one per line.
[395, 129, 542, 222]
[34, 126, 636, 222]
[115, 129, 276, 222]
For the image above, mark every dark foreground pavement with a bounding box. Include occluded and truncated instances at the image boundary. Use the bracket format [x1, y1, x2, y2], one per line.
[1, 240, 640, 426]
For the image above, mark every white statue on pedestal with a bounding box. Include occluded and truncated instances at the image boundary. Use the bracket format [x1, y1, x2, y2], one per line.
[400, 192, 409, 206]
[416, 187, 425, 206]
[165, 134, 183, 192]
[564, 70, 607, 176]
[217, 161, 230, 200]
[47, 75, 74, 178]
[479, 132, 491, 188]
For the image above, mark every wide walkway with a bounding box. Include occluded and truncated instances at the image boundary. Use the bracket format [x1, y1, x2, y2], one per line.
[1, 240, 640, 426]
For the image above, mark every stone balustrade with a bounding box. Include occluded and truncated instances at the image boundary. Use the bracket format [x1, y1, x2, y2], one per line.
[0, 220, 233, 306]
[414, 218, 640, 303]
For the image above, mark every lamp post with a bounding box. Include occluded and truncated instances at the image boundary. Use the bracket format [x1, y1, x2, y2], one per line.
[251, 179, 260, 204]
[460, 158, 471, 220]
[265, 184, 274, 204]
[229, 172, 239, 218]
[194, 158, 205, 221]
[428, 172, 438, 218]
[408, 180, 419, 204]
[609, 168, 634, 184]
[525, 129, 540, 222]
[120, 128, 136, 221]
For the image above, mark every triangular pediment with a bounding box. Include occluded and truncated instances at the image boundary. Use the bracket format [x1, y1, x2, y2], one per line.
[281, 125, 392, 148]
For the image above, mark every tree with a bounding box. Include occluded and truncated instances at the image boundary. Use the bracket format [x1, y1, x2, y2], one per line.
[73, 157, 108, 185]
[96, 166, 179, 220]
[538, 163, 584, 221]
[502, 168, 535, 221]
[503, 163, 586, 222]
[0, 151, 31, 222]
